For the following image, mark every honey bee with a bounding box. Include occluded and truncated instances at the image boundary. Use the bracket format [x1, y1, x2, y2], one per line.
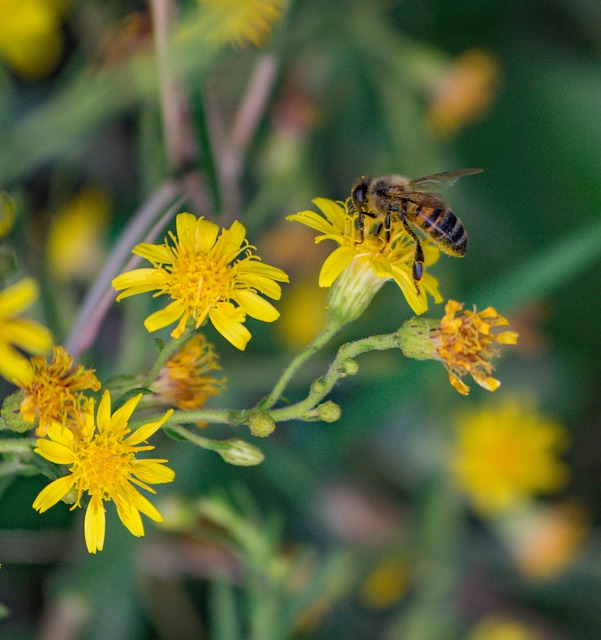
[351, 168, 483, 289]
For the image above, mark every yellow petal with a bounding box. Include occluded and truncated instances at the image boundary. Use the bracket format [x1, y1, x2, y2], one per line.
[96, 390, 112, 432]
[3, 318, 53, 354]
[84, 495, 106, 553]
[0, 278, 39, 317]
[319, 246, 356, 287]
[32, 475, 74, 512]
[108, 393, 142, 434]
[126, 409, 173, 445]
[234, 289, 280, 322]
[144, 300, 187, 333]
[132, 243, 173, 264]
[209, 303, 250, 351]
[115, 496, 145, 537]
[113, 269, 165, 298]
[133, 460, 176, 484]
[35, 438, 74, 465]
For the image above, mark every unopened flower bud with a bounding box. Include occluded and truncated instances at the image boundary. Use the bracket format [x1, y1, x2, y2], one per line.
[1, 390, 31, 433]
[218, 438, 265, 466]
[317, 401, 341, 423]
[248, 412, 276, 438]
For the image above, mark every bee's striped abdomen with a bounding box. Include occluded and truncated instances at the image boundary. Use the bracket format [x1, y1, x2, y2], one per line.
[415, 205, 468, 257]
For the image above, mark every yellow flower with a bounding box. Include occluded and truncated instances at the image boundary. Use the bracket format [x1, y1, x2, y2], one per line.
[427, 50, 500, 138]
[287, 198, 442, 317]
[468, 615, 538, 640]
[152, 333, 226, 412]
[33, 391, 174, 554]
[112, 212, 289, 351]
[0, 0, 68, 79]
[195, 0, 284, 47]
[46, 186, 111, 282]
[360, 556, 409, 610]
[435, 300, 518, 395]
[16, 345, 101, 436]
[452, 397, 569, 516]
[0, 278, 53, 383]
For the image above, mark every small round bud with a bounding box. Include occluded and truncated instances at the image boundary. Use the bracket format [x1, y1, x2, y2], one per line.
[311, 378, 326, 396]
[248, 412, 276, 438]
[317, 401, 341, 423]
[218, 438, 265, 466]
[1, 390, 31, 434]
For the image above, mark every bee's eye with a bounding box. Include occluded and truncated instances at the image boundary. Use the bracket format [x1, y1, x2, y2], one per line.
[352, 181, 368, 206]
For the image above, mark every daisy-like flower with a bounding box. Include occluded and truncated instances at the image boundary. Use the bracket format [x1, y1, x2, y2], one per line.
[16, 345, 101, 436]
[0, 278, 53, 383]
[287, 198, 442, 319]
[399, 300, 518, 395]
[195, 0, 284, 48]
[451, 397, 569, 516]
[33, 391, 174, 554]
[152, 333, 226, 412]
[112, 212, 289, 351]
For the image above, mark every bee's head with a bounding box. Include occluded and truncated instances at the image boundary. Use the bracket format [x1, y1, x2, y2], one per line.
[351, 177, 370, 211]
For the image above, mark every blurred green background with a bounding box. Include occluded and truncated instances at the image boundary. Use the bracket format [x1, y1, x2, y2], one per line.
[1, 0, 601, 638]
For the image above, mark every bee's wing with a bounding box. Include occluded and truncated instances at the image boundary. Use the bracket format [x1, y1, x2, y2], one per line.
[409, 168, 483, 191]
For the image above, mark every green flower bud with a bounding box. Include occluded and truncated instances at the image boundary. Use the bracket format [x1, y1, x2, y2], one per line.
[317, 401, 341, 423]
[396, 317, 440, 361]
[1, 390, 31, 433]
[248, 412, 276, 438]
[218, 438, 265, 466]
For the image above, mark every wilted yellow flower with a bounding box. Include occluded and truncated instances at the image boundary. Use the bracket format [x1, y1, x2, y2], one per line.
[287, 198, 442, 318]
[152, 333, 226, 412]
[33, 391, 174, 554]
[195, 0, 284, 47]
[452, 397, 569, 516]
[435, 300, 518, 395]
[112, 212, 289, 351]
[427, 49, 500, 138]
[0, 0, 68, 79]
[46, 186, 111, 282]
[16, 345, 101, 436]
[0, 278, 53, 383]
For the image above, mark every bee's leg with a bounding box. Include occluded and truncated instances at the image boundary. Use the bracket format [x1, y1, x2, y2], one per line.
[357, 211, 365, 242]
[384, 211, 391, 243]
[401, 218, 425, 293]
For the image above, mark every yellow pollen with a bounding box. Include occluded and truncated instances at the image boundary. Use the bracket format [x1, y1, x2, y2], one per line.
[168, 249, 234, 309]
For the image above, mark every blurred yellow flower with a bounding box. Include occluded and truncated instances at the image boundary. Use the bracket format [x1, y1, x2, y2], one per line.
[33, 391, 174, 554]
[0, 0, 68, 79]
[112, 212, 289, 351]
[195, 0, 284, 47]
[468, 615, 539, 640]
[16, 345, 101, 436]
[277, 277, 328, 349]
[360, 556, 409, 610]
[0, 278, 52, 383]
[46, 186, 111, 282]
[287, 198, 442, 318]
[152, 333, 226, 413]
[427, 49, 500, 138]
[503, 502, 588, 580]
[452, 397, 569, 516]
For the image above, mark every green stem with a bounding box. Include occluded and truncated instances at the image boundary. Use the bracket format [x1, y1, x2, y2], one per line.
[258, 320, 345, 411]
[141, 330, 401, 431]
[142, 328, 194, 389]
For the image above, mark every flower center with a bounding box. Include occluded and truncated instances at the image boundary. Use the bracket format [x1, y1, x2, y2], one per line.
[71, 432, 135, 501]
[167, 247, 235, 312]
